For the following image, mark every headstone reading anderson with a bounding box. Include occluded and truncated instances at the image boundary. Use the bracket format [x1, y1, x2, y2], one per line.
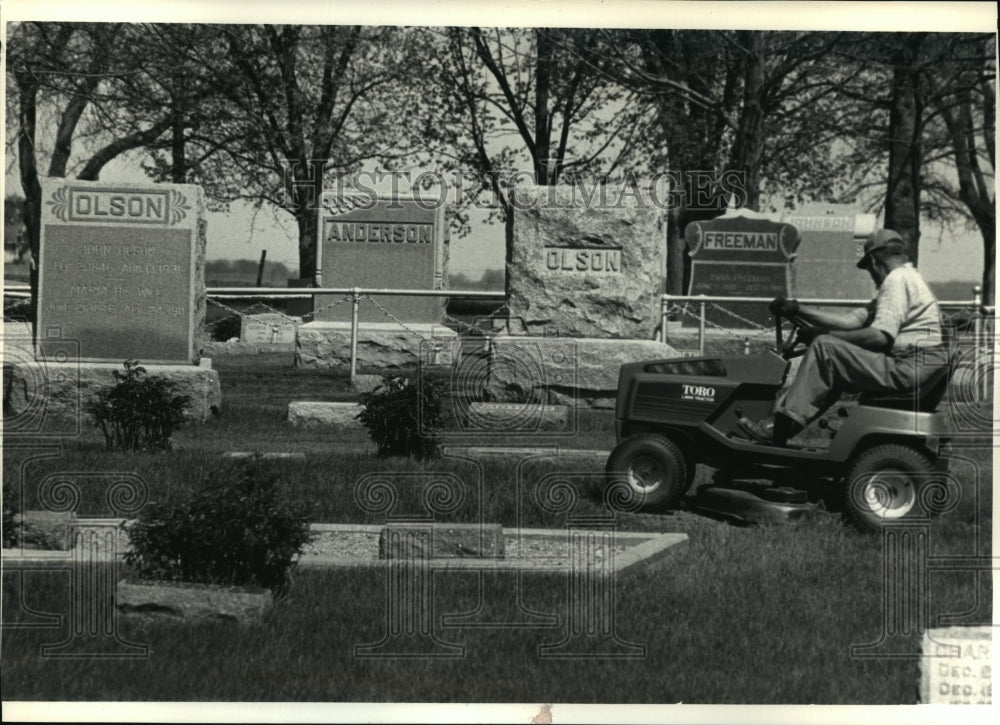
[38, 179, 205, 363]
[684, 210, 800, 328]
[313, 195, 446, 324]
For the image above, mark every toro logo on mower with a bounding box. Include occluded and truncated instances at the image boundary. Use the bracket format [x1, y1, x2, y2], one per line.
[681, 384, 715, 402]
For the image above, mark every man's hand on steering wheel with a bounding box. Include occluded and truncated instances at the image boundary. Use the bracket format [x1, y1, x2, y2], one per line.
[769, 296, 800, 318]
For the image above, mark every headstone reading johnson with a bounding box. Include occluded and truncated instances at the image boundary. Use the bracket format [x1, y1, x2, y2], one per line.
[684, 209, 800, 328]
[782, 203, 875, 300]
[313, 195, 446, 324]
[38, 178, 205, 363]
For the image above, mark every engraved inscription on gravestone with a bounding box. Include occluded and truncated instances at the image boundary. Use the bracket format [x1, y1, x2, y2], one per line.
[684, 210, 800, 328]
[314, 195, 446, 325]
[38, 179, 204, 363]
[920, 626, 992, 704]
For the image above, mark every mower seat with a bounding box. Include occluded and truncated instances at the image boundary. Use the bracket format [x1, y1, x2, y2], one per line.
[858, 345, 954, 413]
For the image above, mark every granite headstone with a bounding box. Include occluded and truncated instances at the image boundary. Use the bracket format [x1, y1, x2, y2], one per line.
[782, 204, 875, 301]
[505, 185, 665, 338]
[684, 209, 800, 328]
[38, 179, 205, 363]
[314, 195, 447, 324]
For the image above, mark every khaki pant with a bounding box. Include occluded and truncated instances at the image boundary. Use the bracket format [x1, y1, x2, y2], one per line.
[774, 335, 949, 425]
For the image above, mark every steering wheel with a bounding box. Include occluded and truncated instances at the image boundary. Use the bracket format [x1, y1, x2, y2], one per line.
[774, 313, 809, 360]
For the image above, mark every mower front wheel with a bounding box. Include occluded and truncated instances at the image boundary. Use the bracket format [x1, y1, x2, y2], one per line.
[845, 444, 935, 533]
[605, 434, 690, 511]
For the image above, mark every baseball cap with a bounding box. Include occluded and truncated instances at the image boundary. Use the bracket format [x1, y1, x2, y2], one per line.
[858, 229, 906, 269]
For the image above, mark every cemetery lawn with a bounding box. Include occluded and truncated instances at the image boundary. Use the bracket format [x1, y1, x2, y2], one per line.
[1, 354, 992, 704]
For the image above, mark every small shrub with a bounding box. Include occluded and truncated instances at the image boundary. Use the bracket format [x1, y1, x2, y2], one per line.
[357, 376, 444, 459]
[124, 461, 313, 596]
[85, 360, 192, 452]
[211, 313, 242, 341]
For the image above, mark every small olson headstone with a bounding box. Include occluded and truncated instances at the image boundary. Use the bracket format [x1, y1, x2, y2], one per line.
[240, 313, 299, 345]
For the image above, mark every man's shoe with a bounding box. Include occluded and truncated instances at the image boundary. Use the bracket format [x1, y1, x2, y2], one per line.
[738, 414, 802, 446]
[738, 416, 778, 444]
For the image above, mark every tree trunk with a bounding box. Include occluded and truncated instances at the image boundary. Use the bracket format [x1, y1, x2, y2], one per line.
[981, 225, 995, 306]
[171, 82, 187, 183]
[533, 29, 554, 184]
[727, 31, 766, 210]
[297, 210, 319, 284]
[16, 78, 42, 331]
[666, 207, 686, 297]
[885, 33, 926, 264]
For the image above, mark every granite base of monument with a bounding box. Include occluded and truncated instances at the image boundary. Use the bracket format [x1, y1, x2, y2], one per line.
[295, 321, 458, 370]
[3, 361, 221, 425]
[485, 337, 678, 409]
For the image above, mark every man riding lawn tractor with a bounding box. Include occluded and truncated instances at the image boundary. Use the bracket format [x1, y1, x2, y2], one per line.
[605, 229, 955, 532]
[739, 228, 947, 446]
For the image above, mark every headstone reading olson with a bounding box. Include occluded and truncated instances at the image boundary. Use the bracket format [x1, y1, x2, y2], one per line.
[485, 184, 676, 411]
[505, 185, 665, 338]
[240, 313, 299, 345]
[782, 203, 875, 301]
[684, 209, 800, 328]
[313, 194, 446, 324]
[38, 179, 204, 363]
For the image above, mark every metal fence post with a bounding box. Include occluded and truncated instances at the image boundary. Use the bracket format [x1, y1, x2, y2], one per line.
[660, 297, 668, 343]
[698, 296, 706, 355]
[972, 285, 985, 402]
[350, 287, 360, 381]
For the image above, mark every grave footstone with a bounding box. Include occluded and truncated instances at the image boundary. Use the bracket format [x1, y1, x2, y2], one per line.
[240, 313, 299, 346]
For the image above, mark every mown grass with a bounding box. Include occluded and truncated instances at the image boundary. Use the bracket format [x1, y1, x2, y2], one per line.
[1, 353, 993, 703]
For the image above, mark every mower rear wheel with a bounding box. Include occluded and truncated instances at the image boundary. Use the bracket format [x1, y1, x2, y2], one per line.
[605, 434, 690, 511]
[845, 444, 934, 533]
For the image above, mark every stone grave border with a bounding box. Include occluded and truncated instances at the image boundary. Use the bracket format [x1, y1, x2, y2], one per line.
[297, 523, 687, 577]
[2, 521, 688, 579]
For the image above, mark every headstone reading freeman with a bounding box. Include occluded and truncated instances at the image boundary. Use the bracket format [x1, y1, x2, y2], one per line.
[684, 210, 800, 328]
[38, 179, 205, 363]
